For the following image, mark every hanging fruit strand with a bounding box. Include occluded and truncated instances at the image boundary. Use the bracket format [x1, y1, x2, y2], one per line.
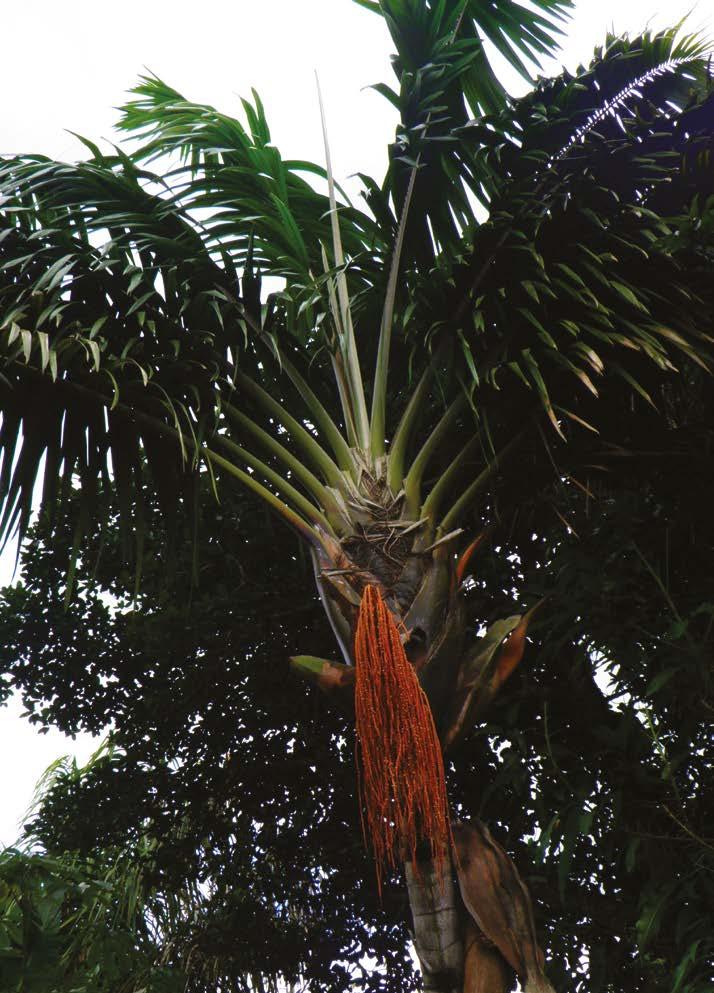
[354, 584, 451, 894]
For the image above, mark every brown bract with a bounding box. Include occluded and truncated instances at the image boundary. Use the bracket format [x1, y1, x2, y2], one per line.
[452, 820, 555, 993]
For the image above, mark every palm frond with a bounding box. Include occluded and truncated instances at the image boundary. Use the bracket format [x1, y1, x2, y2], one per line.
[118, 75, 382, 287]
[359, 0, 573, 270]
[435, 29, 714, 435]
[0, 148, 339, 567]
[0, 155, 221, 563]
[1, 15, 713, 591]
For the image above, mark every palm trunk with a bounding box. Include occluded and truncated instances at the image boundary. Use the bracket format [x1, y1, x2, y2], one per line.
[405, 853, 514, 993]
[404, 855, 464, 993]
[405, 841, 555, 993]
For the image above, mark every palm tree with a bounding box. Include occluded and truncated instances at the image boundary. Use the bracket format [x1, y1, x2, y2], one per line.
[1, 2, 713, 990]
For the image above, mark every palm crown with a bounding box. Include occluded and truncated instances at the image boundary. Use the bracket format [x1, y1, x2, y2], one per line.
[1, 2, 713, 990]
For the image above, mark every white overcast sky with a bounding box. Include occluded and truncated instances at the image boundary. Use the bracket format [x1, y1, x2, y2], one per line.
[1, 0, 713, 847]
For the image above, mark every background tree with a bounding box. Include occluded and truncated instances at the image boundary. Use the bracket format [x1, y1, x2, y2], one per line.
[1, 743, 314, 993]
[2, 368, 712, 992]
[1, 1, 713, 990]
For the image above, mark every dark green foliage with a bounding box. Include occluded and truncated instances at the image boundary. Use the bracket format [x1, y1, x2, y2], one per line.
[2, 369, 712, 992]
[0, 491, 415, 993]
[449, 371, 714, 993]
[0, 838, 195, 993]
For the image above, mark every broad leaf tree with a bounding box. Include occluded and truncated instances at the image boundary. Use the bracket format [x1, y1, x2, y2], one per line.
[3, 384, 713, 992]
[1, 2, 713, 991]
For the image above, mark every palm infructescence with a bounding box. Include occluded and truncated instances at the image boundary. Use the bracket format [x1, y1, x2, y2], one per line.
[1, 2, 713, 990]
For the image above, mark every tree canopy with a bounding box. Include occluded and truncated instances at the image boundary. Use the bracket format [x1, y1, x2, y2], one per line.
[0, 6, 712, 567]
